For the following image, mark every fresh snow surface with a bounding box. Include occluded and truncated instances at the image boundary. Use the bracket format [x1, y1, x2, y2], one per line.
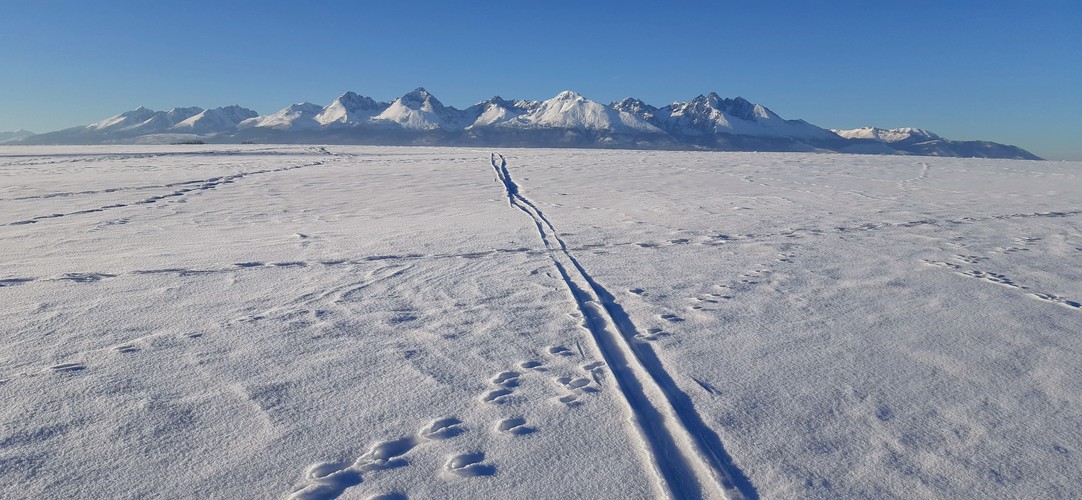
[1, 145, 1080, 499]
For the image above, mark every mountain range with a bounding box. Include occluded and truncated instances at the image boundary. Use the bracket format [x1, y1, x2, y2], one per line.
[9, 88, 1041, 160]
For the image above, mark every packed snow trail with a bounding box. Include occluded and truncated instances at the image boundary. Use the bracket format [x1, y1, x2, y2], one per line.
[489, 154, 756, 500]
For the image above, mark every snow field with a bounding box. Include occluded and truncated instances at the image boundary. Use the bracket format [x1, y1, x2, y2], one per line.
[1, 145, 1080, 499]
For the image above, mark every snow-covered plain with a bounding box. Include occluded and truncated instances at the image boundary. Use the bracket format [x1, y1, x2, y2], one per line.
[1, 145, 1080, 499]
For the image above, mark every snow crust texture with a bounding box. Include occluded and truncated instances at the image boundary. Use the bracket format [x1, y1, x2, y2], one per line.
[0, 145, 1079, 499]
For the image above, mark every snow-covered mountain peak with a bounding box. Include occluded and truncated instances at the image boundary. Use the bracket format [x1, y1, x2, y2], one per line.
[612, 98, 659, 122]
[86, 106, 206, 134]
[663, 94, 834, 140]
[554, 90, 585, 101]
[515, 91, 663, 134]
[21, 87, 1038, 159]
[286, 102, 322, 112]
[613, 97, 652, 110]
[315, 92, 387, 127]
[682, 94, 765, 121]
[166, 107, 203, 118]
[244, 102, 324, 130]
[172, 106, 258, 133]
[832, 127, 942, 143]
[333, 91, 383, 111]
[375, 88, 462, 130]
[0, 129, 36, 143]
[398, 87, 446, 111]
[88, 107, 158, 130]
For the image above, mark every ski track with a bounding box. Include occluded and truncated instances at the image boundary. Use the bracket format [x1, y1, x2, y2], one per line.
[489, 153, 756, 500]
[0, 261, 420, 384]
[0, 146, 332, 168]
[3, 153, 334, 227]
[5, 200, 1077, 290]
[0, 248, 545, 291]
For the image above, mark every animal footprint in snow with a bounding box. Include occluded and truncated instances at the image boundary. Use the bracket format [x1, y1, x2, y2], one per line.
[557, 376, 592, 391]
[419, 417, 465, 440]
[491, 371, 520, 387]
[444, 452, 495, 477]
[495, 417, 534, 436]
[1028, 292, 1082, 310]
[481, 388, 513, 404]
[302, 460, 357, 482]
[659, 314, 684, 323]
[553, 369, 597, 406]
[365, 493, 407, 500]
[557, 393, 581, 406]
[482, 370, 520, 404]
[582, 361, 605, 372]
[547, 345, 574, 357]
[952, 254, 985, 264]
[519, 360, 545, 371]
[58, 272, 116, 283]
[290, 417, 465, 499]
[357, 436, 419, 471]
[636, 328, 669, 341]
[49, 363, 85, 373]
[0, 278, 33, 287]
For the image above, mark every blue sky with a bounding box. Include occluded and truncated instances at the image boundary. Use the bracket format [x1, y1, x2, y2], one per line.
[2, 1, 1079, 159]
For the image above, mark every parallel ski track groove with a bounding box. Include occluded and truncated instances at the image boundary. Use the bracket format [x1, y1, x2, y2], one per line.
[4, 153, 336, 227]
[489, 153, 756, 500]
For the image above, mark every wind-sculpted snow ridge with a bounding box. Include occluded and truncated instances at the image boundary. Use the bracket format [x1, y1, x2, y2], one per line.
[13, 89, 1041, 159]
[489, 153, 756, 499]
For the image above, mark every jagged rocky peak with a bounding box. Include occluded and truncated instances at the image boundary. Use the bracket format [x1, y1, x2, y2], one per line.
[215, 105, 259, 121]
[165, 107, 204, 119]
[724, 97, 760, 121]
[680, 93, 763, 120]
[399, 87, 445, 110]
[612, 98, 659, 121]
[335, 91, 383, 110]
[286, 102, 325, 113]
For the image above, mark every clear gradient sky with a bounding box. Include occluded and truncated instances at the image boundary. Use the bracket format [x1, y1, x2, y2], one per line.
[1, 1, 1079, 159]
